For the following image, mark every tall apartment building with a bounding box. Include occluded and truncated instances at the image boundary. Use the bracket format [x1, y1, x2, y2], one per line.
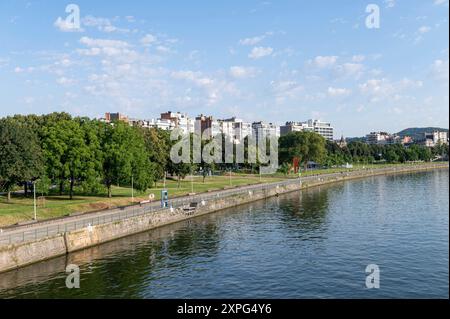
[160, 111, 194, 135]
[280, 119, 334, 141]
[280, 121, 313, 135]
[418, 131, 449, 147]
[233, 120, 253, 143]
[252, 121, 280, 143]
[104, 112, 129, 123]
[218, 118, 235, 142]
[365, 132, 408, 145]
[195, 115, 221, 139]
[308, 119, 334, 141]
[366, 132, 392, 145]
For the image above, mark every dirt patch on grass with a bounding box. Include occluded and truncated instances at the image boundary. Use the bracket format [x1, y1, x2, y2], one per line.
[88, 202, 110, 211]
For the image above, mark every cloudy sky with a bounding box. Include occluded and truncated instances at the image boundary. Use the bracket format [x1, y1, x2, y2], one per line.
[0, 0, 448, 136]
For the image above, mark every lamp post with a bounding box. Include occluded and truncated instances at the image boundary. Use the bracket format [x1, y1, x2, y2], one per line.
[131, 175, 134, 203]
[33, 181, 37, 221]
[163, 171, 166, 189]
[191, 168, 194, 194]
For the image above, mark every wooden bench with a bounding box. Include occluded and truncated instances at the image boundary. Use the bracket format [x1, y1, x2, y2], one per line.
[183, 202, 198, 215]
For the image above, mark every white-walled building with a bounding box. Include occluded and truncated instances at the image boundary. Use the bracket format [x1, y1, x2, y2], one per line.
[160, 111, 195, 135]
[252, 121, 280, 143]
[280, 119, 334, 141]
[418, 131, 449, 147]
[365, 132, 403, 145]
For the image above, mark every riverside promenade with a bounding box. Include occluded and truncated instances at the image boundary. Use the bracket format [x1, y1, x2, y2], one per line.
[0, 163, 448, 273]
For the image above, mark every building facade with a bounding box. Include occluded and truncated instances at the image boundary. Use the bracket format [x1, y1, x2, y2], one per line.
[280, 119, 334, 141]
[252, 121, 280, 143]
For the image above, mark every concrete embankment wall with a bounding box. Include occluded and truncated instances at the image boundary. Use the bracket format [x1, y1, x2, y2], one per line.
[0, 163, 447, 273]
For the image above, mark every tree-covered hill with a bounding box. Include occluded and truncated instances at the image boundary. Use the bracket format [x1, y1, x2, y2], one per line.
[396, 127, 449, 139]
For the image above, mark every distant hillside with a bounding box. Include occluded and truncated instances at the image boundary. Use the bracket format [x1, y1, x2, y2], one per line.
[396, 127, 449, 139]
[345, 136, 366, 143]
[345, 127, 449, 143]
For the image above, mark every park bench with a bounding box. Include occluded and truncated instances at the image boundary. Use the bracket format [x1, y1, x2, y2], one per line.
[183, 202, 198, 215]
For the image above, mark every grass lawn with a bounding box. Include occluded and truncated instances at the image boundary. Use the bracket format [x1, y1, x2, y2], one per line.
[0, 174, 284, 227]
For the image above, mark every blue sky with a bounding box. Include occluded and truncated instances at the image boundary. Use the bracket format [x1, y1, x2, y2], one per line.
[0, 0, 448, 136]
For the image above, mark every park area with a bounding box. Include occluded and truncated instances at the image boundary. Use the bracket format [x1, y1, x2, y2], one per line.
[0, 174, 287, 227]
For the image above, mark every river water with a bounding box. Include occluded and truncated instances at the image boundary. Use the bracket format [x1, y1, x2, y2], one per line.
[0, 169, 448, 298]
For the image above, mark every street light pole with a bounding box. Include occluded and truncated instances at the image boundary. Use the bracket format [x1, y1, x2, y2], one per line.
[131, 175, 134, 203]
[163, 171, 166, 189]
[33, 181, 37, 221]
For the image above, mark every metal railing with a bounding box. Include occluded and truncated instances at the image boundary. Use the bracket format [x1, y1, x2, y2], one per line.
[0, 163, 446, 246]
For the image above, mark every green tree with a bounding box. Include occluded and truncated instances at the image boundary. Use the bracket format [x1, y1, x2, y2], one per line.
[0, 118, 43, 201]
[41, 116, 99, 199]
[100, 122, 153, 197]
[279, 131, 327, 170]
[142, 128, 170, 186]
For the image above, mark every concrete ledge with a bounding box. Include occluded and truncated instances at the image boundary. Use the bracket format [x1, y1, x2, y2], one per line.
[0, 235, 66, 273]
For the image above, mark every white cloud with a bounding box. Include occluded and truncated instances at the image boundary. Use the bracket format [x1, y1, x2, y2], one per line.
[414, 26, 432, 44]
[239, 31, 274, 46]
[434, 0, 449, 6]
[171, 70, 240, 106]
[54, 17, 84, 32]
[431, 59, 449, 82]
[418, 26, 431, 34]
[140, 34, 157, 46]
[77, 48, 102, 56]
[248, 47, 273, 59]
[352, 55, 365, 62]
[359, 78, 423, 102]
[335, 63, 364, 78]
[14, 66, 34, 73]
[239, 35, 266, 46]
[81, 16, 131, 33]
[311, 55, 338, 68]
[229, 66, 259, 79]
[328, 87, 351, 97]
[384, 0, 396, 8]
[271, 80, 304, 104]
[80, 37, 129, 48]
[0, 57, 10, 68]
[56, 77, 76, 86]
[156, 45, 173, 54]
[77, 37, 137, 60]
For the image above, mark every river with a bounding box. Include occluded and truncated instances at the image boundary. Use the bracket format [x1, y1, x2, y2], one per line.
[0, 169, 448, 298]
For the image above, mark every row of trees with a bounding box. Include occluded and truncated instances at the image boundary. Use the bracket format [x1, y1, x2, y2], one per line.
[1, 113, 448, 201]
[0, 113, 174, 201]
[278, 131, 449, 171]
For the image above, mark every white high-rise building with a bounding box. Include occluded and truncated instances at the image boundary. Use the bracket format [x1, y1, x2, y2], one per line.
[216, 117, 252, 143]
[252, 121, 280, 143]
[307, 119, 334, 141]
[234, 120, 252, 143]
[280, 119, 334, 141]
[160, 111, 195, 135]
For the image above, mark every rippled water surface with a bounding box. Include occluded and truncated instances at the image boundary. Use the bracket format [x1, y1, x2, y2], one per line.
[0, 169, 448, 298]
